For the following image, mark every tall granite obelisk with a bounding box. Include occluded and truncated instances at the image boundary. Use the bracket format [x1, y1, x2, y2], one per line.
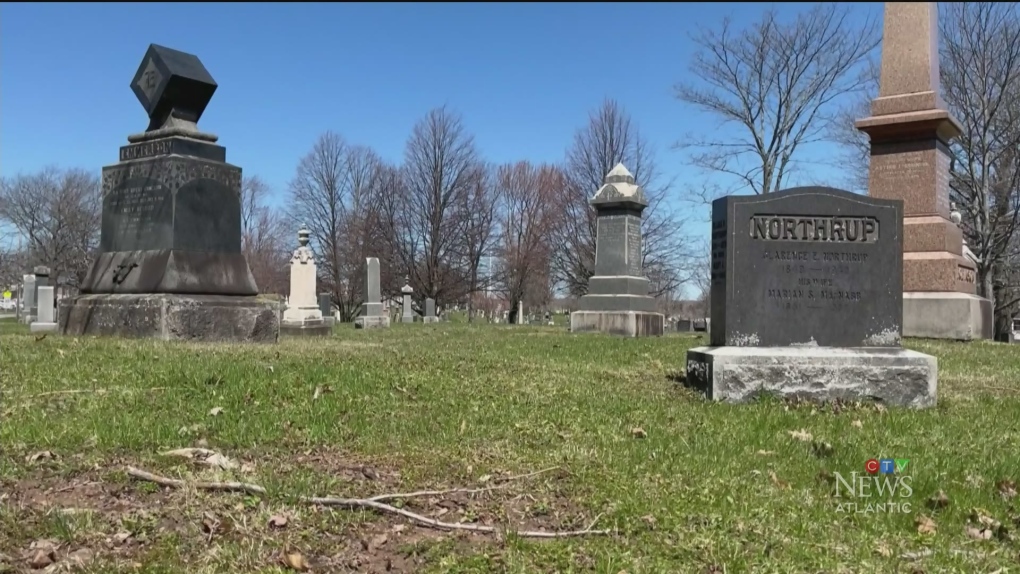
[855, 2, 992, 340]
[59, 44, 280, 342]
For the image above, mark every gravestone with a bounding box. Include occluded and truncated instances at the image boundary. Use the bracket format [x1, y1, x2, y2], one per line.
[30, 266, 49, 322]
[20, 274, 36, 325]
[30, 286, 57, 333]
[424, 298, 439, 324]
[281, 227, 330, 337]
[686, 187, 937, 408]
[855, 2, 992, 340]
[355, 257, 390, 329]
[401, 280, 414, 323]
[677, 319, 693, 332]
[59, 43, 280, 342]
[571, 164, 664, 337]
[318, 293, 335, 327]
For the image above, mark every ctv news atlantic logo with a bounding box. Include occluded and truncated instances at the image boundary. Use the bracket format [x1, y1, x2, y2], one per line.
[833, 458, 913, 514]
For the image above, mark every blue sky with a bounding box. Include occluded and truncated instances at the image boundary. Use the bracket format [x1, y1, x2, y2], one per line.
[1, 2, 881, 240]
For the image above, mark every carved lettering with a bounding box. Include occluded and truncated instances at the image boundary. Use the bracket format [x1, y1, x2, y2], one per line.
[120, 139, 172, 161]
[956, 265, 976, 284]
[750, 215, 878, 243]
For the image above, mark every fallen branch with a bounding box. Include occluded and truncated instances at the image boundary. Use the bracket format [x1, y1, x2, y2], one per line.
[369, 466, 560, 502]
[125, 466, 610, 539]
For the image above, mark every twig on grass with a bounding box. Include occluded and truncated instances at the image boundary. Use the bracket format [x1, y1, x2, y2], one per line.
[125, 465, 611, 539]
[369, 466, 560, 502]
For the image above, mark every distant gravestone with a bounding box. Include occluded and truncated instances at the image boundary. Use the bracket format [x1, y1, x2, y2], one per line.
[677, 319, 693, 332]
[30, 286, 57, 333]
[31, 266, 49, 322]
[59, 43, 280, 342]
[355, 258, 390, 329]
[318, 293, 334, 327]
[20, 274, 36, 325]
[424, 298, 439, 324]
[686, 186, 937, 408]
[401, 280, 414, 323]
[570, 164, 664, 337]
[281, 227, 330, 337]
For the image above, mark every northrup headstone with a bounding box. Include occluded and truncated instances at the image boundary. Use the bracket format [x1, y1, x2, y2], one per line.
[59, 44, 280, 342]
[355, 257, 390, 329]
[570, 164, 664, 337]
[686, 187, 937, 408]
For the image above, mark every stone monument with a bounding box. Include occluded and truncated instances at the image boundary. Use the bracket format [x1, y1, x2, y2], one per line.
[401, 280, 414, 323]
[19, 274, 36, 325]
[318, 293, 335, 327]
[281, 227, 331, 337]
[424, 298, 439, 324]
[686, 187, 937, 408]
[355, 257, 390, 329]
[29, 266, 49, 323]
[30, 286, 57, 333]
[855, 2, 992, 340]
[59, 43, 280, 342]
[570, 163, 664, 337]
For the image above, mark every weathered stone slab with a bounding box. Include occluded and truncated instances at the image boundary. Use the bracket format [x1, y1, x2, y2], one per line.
[570, 310, 664, 337]
[30, 286, 57, 333]
[710, 186, 903, 348]
[424, 297, 438, 324]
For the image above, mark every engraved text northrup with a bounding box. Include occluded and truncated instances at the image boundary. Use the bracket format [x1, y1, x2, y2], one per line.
[750, 215, 879, 243]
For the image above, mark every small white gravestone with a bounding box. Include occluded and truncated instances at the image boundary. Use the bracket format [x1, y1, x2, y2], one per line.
[281, 227, 330, 336]
[30, 286, 57, 333]
[401, 279, 414, 323]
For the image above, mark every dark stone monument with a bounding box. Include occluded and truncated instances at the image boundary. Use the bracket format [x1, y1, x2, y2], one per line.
[570, 164, 664, 337]
[318, 293, 335, 327]
[677, 319, 693, 332]
[686, 187, 937, 408]
[59, 44, 280, 342]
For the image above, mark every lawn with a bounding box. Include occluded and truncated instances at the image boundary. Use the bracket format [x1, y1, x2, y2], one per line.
[2, 318, 1020, 573]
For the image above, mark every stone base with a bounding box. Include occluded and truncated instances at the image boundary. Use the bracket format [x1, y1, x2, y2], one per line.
[423, 316, 439, 324]
[281, 320, 332, 337]
[322, 317, 335, 327]
[30, 321, 57, 333]
[354, 315, 390, 329]
[570, 310, 664, 337]
[59, 293, 280, 343]
[20, 315, 35, 325]
[685, 346, 937, 408]
[401, 316, 414, 324]
[903, 292, 992, 341]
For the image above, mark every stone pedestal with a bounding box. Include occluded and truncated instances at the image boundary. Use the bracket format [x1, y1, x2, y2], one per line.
[569, 164, 664, 337]
[401, 280, 414, 323]
[685, 347, 936, 408]
[356, 258, 390, 329]
[855, 2, 991, 340]
[60, 43, 280, 342]
[355, 315, 391, 329]
[60, 294, 279, 342]
[30, 285, 57, 333]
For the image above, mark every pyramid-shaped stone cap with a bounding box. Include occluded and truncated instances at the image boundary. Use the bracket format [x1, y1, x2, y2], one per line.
[401, 283, 413, 294]
[590, 163, 648, 209]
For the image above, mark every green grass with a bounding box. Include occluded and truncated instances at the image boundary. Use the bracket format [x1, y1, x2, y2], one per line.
[2, 320, 1020, 572]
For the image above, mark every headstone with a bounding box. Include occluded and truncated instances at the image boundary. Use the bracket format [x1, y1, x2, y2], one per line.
[571, 164, 664, 337]
[517, 301, 524, 325]
[20, 274, 36, 325]
[424, 297, 439, 324]
[678, 319, 693, 332]
[30, 266, 50, 322]
[686, 187, 937, 408]
[59, 43, 280, 342]
[281, 227, 330, 337]
[855, 2, 991, 340]
[318, 293, 335, 327]
[355, 257, 390, 329]
[30, 286, 57, 333]
[401, 279, 414, 323]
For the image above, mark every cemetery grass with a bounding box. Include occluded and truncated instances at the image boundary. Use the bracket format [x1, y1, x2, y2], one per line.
[2, 324, 1020, 573]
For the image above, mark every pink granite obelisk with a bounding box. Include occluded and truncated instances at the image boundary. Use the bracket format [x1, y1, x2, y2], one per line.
[855, 2, 992, 340]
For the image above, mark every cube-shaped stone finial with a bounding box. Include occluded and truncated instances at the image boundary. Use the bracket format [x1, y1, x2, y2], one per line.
[131, 44, 218, 132]
[591, 163, 647, 210]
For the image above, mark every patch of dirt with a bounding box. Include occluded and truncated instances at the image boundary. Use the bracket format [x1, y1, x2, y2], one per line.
[1, 454, 590, 572]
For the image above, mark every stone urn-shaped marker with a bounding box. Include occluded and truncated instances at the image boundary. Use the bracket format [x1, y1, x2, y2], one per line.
[281, 226, 330, 337]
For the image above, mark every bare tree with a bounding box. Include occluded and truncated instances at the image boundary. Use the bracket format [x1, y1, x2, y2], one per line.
[456, 164, 501, 321]
[675, 3, 878, 196]
[828, 59, 880, 193]
[493, 162, 561, 324]
[552, 99, 691, 298]
[288, 132, 384, 321]
[240, 175, 288, 294]
[0, 166, 101, 288]
[939, 1, 1020, 339]
[387, 106, 482, 308]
